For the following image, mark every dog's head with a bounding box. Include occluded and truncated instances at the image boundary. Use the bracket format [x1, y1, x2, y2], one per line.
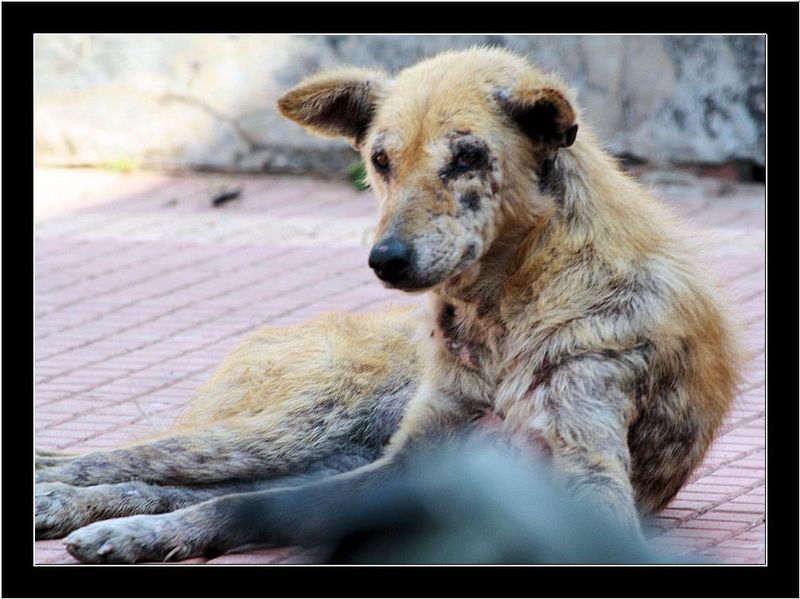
[278, 48, 578, 291]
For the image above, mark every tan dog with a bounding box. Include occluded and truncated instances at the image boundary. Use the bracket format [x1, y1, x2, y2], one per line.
[35, 47, 739, 563]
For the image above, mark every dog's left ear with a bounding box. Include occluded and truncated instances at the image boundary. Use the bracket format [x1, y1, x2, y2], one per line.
[495, 85, 578, 149]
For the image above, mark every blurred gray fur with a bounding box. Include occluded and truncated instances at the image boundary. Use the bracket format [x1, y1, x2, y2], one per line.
[308, 437, 690, 564]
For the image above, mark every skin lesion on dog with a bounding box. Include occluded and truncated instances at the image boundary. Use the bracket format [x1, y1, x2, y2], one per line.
[459, 191, 481, 212]
[438, 134, 491, 182]
[36, 46, 741, 564]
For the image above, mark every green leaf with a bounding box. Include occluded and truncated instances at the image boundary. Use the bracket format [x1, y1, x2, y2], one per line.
[346, 159, 370, 191]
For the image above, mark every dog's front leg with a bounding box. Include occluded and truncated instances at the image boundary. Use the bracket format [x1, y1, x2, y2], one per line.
[36, 479, 265, 540]
[506, 355, 645, 540]
[63, 384, 477, 563]
[63, 466, 393, 563]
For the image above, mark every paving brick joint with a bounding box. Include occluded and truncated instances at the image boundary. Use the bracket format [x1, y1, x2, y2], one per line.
[34, 167, 766, 565]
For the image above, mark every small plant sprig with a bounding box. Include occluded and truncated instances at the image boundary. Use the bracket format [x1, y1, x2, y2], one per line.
[346, 159, 370, 191]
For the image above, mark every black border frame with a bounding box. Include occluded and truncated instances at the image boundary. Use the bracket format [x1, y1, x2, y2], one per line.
[5, 2, 796, 597]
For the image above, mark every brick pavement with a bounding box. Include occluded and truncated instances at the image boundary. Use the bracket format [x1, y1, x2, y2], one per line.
[33, 167, 765, 565]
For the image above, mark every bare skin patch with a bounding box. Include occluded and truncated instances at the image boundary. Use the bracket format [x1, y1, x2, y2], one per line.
[537, 156, 565, 201]
[459, 190, 481, 211]
[438, 134, 491, 183]
[436, 302, 483, 371]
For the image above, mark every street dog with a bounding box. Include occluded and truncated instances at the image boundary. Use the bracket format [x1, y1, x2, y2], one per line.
[35, 47, 740, 563]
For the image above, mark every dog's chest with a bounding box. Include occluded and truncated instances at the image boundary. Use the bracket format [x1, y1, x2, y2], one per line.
[433, 300, 505, 375]
[429, 299, 557, 457]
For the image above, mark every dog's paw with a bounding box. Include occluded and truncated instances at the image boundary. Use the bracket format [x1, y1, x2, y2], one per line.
[36, 482, 88, 539]
[64, 514, 194, 564]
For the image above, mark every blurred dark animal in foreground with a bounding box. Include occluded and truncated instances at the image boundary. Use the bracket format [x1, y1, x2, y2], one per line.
[278, 438, 683, 564]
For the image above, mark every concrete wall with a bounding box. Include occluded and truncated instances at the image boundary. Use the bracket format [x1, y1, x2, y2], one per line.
[35, 35, 765, 175]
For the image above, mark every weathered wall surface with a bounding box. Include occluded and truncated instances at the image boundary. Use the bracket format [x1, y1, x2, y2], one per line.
[35, 35, 765, 175]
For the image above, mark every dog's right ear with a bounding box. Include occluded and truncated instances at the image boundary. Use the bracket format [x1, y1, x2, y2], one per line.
[277, 67, 389, 148]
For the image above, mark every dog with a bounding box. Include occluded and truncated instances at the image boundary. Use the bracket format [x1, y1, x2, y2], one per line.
[35, 47, 740, 563]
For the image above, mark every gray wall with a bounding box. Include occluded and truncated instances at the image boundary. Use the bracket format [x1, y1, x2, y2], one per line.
[35, 35, 765, 175]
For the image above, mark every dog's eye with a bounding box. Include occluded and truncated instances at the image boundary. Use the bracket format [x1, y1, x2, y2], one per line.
[372, 151, 390, 170]
[455, 147, 484, 169]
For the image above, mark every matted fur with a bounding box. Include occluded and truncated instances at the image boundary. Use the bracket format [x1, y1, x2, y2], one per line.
[36, 47, 740, 563]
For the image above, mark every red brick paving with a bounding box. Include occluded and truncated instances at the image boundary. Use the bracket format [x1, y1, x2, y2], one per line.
[34, 167, 765, 565]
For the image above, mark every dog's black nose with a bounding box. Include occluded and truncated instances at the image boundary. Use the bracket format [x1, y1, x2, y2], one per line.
[369, 237, 413, 284]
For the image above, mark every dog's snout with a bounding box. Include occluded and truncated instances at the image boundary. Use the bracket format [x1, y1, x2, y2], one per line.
[369, 237, 413, 284]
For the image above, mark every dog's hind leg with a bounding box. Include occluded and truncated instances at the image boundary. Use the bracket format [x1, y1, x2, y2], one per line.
[35, 452, 77, 470]
[35, 388, 409, 487]
[37, 309, 418, 487]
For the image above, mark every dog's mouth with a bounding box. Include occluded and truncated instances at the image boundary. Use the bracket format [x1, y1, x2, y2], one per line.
[375, 250, 481, 294]
[376, 273, 439, 293]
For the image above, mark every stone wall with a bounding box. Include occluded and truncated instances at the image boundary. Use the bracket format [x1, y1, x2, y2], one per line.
[35, 35, 765, 176]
